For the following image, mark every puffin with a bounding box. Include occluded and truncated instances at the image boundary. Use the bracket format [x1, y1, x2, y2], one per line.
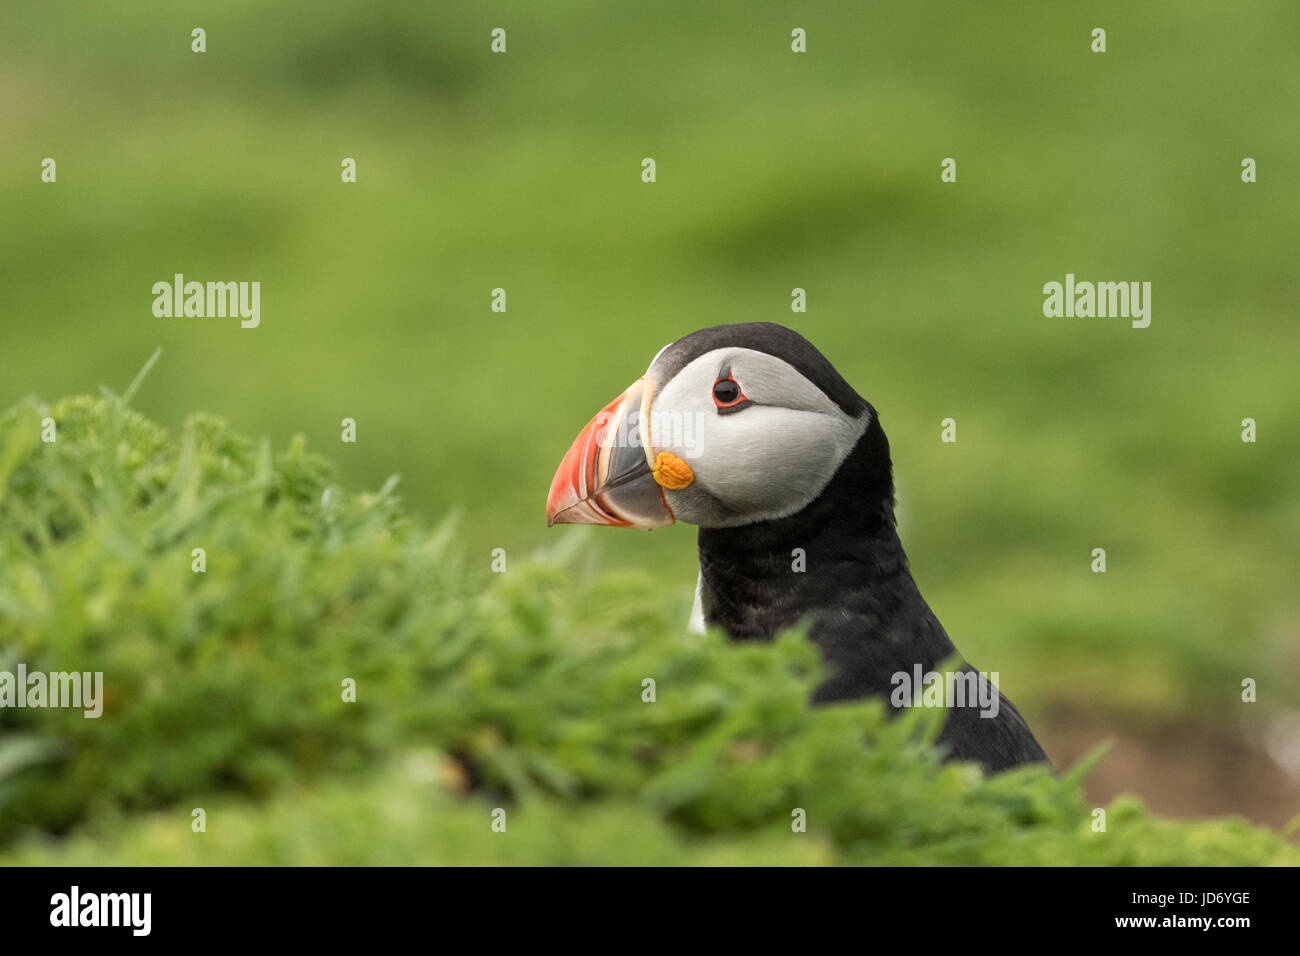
[546, 322, 1049, 773]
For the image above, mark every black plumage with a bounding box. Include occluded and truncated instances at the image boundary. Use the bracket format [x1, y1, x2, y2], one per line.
[690, 328, 1049, 773]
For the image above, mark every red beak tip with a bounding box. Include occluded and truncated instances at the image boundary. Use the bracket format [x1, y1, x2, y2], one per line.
[545, 378, 675, 530]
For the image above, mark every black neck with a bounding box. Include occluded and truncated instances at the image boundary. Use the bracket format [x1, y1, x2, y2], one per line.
[696, 412, 954, 671]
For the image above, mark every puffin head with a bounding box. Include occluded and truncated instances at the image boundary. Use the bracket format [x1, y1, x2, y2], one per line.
[546, 322, 873, 530]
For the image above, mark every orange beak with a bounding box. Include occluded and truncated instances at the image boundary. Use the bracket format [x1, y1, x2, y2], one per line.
[546, 377, 675, 529]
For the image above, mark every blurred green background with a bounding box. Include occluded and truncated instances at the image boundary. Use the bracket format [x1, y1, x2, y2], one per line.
[2, 1, 1298, 825]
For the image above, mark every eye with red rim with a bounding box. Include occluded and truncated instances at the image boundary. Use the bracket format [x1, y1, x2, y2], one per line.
[712, 366, 751, 413]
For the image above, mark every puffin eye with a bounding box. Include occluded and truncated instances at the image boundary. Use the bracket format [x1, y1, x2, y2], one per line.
[711, 367, 750, 413]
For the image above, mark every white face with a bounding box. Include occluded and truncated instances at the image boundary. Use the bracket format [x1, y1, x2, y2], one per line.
[647, 346, 870, 528]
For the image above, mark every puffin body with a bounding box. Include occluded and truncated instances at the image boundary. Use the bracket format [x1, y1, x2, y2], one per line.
[547, 322, 1049, 773]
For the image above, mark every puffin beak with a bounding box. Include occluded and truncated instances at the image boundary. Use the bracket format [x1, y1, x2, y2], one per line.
[546, 377, 675, 529]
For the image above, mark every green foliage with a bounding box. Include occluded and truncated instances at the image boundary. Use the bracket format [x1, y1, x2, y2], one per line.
[0, 396, 1295, 864]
